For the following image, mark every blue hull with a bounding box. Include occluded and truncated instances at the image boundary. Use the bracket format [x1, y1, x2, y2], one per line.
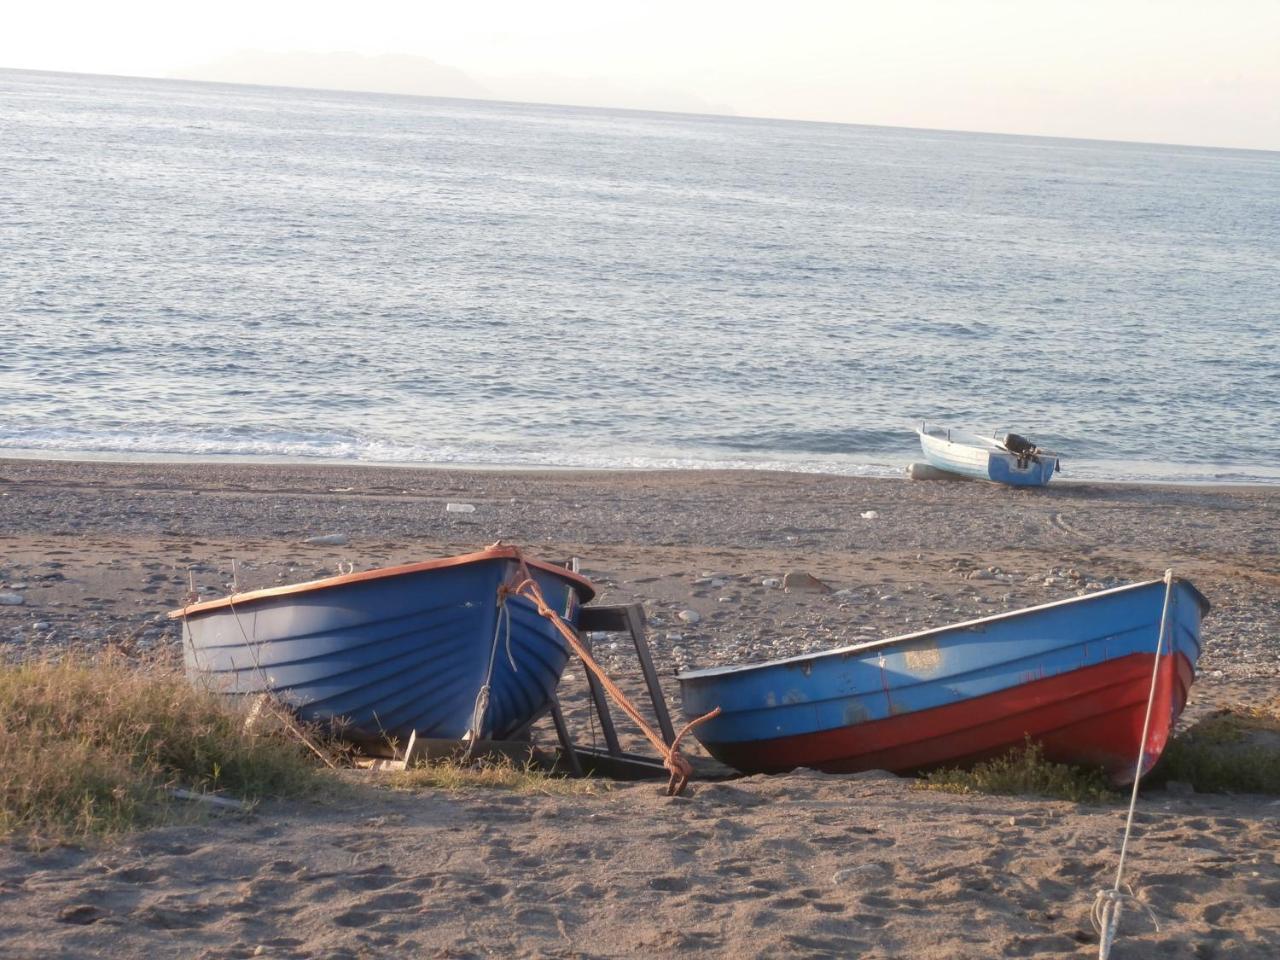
[174, 550, 593, 745]
[680, 578, 1207, 780]
[918, 427, 1058, 486]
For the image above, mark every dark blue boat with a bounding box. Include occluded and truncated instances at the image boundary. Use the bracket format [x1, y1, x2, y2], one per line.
[679, 576, 1207, 783]
[169, 545, 595, 746]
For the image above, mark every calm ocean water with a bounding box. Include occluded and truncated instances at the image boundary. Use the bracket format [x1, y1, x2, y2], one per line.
[3, 69, 1278, 482]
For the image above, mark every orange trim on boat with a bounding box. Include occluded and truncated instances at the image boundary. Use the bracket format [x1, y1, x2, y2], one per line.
[168, 545, 595, 619]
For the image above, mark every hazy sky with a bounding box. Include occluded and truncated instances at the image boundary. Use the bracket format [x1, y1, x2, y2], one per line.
[5, 1, 1278, 150]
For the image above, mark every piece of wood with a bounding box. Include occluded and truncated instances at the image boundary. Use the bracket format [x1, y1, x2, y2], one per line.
[168, 788, 249, 810]
[357, 757, 406, 772]
[402, 736, 536, 767]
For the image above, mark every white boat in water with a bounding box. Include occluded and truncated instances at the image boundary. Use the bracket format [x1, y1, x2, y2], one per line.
[917, 424, 1060, 487]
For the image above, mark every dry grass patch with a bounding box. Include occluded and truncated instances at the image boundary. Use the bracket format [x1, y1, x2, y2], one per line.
[385, 758, 607, 797]
[0, 653, 322, 839]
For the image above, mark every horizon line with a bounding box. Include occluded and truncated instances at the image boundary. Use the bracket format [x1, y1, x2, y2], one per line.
[4, 64, 1277, 157]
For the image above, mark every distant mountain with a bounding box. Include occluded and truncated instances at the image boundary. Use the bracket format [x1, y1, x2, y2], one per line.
[173, 50, 491, 100]
[170, 49, 736, 117]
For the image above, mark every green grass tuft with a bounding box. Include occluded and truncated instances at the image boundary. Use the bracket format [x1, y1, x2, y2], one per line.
[916, 739, 1118, 803]
[0, 653, 322, 839]
[1153, 700, 1280, 794]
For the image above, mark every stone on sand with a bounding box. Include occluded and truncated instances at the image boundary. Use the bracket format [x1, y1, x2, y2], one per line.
[783, 571, 831, 594]
[0, 593, 24, 606]
[302, 534, 349, 546]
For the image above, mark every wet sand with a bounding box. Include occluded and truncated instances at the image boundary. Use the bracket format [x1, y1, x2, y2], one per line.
[0, 458, 1277, 957]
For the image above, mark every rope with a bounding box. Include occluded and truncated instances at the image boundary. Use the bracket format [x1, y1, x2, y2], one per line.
[502, 551, 720, 796]
[463, 593, 511, 760]
[1092, 568, 1175, 959]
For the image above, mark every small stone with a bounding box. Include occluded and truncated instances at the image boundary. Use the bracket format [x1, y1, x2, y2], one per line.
[860, 510, 879, 519]
[0, 593, 24, 606]
[56, 904, 103, 925]
[444, 502, 476, 513]
[761, 578, 781, 589]
[7, 582, 29, 590]
[677, 609, 702, 624]
[303, 534, 348, 546]
[783, 571, 832, 594]
[33, 621, 51, 631]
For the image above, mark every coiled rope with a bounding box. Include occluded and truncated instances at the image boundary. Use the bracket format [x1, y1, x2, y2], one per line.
[502, 550, 720, 796]
[1091, 568, 1175, 958]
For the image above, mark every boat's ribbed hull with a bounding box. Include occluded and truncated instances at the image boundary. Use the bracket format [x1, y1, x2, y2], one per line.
[180, 557, 585, 745]
[680, 578, 1206, 783]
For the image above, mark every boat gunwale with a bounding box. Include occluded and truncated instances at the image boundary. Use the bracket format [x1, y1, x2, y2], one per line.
[168, 545, 595, 619]
[676, 576, 1208, 682]
[918, 426, 1061, 461]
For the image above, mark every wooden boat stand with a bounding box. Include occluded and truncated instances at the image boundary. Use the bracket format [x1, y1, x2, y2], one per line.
[545, 601, 685, 781]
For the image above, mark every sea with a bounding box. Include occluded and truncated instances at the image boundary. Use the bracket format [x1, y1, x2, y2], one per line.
[3, 68, 1278, 483]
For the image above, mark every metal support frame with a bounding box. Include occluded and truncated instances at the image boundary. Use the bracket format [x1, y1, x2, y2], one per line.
[548, 598, 682, 779]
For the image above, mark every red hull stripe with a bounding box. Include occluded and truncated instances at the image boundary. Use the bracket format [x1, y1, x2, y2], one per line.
[702, 652, 1193, 781]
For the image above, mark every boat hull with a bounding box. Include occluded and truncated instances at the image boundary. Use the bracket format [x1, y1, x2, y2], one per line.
[173, 550, 592, 746]
[680, 578, 1206, 783]
[918, 428, 1057, 486]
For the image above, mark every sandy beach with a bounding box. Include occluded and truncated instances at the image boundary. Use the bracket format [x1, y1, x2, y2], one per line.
[0, 457, 1277, 958]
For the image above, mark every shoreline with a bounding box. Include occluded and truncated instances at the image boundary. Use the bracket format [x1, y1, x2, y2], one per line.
[2, 452, 1278, 492]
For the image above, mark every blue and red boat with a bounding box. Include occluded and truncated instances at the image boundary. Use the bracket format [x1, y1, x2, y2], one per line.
[679, 576, 1208, 783]
[170, 545, 595, 747]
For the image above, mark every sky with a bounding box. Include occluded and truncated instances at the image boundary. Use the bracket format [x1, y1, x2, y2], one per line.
[4, 1, 1279, 151]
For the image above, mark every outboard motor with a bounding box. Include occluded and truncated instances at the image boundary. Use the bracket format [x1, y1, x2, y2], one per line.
[1002, 432, 1041, 469]
[1002, 433, 1037, 456]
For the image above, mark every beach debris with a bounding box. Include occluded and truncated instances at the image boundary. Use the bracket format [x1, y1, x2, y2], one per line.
[302, 533, 348, 546]
[677, 609, 702, 624]
[168, 787, 250, 811]
[860, 510, 879, 519]
[0, 593, 24, 606]
[445, 502, 476, 513]
[783, 571, 832, 594]
[832, 862, 892, 885]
